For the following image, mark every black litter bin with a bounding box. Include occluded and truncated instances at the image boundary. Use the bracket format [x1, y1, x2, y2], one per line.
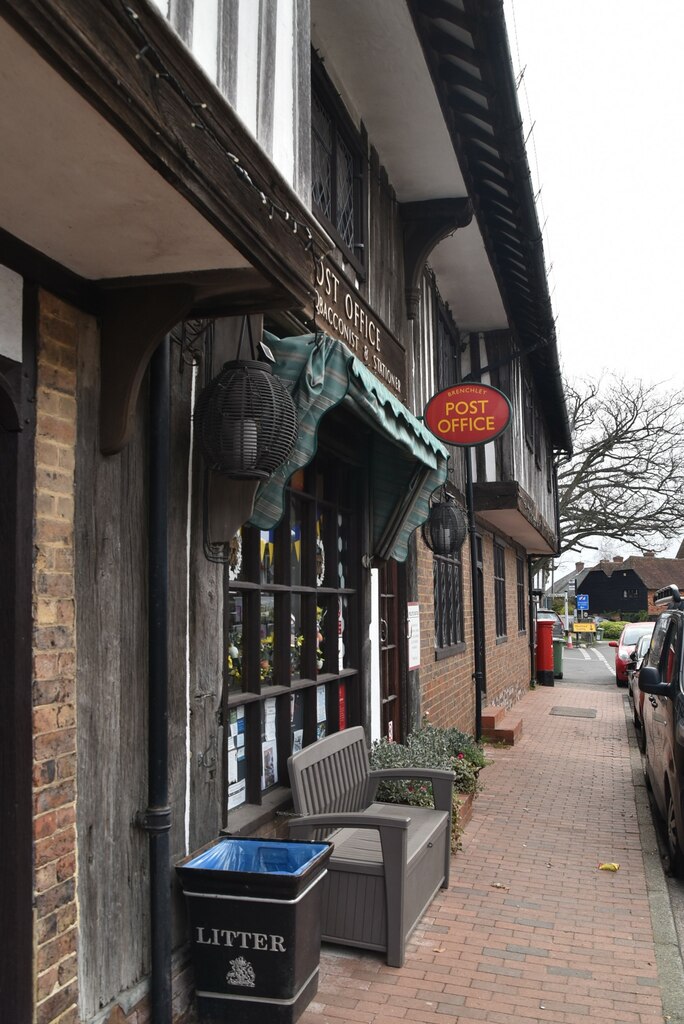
[176, 837, 332, 1024]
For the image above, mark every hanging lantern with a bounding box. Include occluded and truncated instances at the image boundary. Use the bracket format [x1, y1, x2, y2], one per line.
[194, 316, 298, 481]
[422, 491, 468, 556]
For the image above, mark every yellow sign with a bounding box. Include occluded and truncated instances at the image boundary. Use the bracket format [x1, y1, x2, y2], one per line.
[574, 622, 596, 633]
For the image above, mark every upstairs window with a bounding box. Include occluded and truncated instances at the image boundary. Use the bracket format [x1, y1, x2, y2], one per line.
[494, 542, 507, 639]
[516, 555, 526, 632]
[312, 57, 365, 274]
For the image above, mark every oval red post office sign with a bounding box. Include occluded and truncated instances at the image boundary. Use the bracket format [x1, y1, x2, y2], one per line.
[424, 383, 512, 447]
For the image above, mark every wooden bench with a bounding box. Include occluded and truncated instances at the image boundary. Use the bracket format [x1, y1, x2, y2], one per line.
[287, 726, 454, 967]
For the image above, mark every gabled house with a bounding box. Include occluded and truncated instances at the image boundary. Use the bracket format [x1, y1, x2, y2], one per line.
[0, 1, 570, 1021]
[580, 554, 684, 617]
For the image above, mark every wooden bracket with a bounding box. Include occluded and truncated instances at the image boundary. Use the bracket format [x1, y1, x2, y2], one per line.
[400, 198, 473, 319]
[98, 271, 295, 455]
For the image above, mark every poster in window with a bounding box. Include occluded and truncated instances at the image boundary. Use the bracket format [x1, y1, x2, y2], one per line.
[316, 684, 327, 739]
[338, 682, 347, 731]
[261, 697, 278, 790]
[407, 602, 421, 670]
[227, 706, 247, 810]
[290, 692, 304, 753]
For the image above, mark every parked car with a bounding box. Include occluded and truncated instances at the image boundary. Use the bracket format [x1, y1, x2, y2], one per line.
[536, 608, 565, 639]
[627, 631, 653, 751]
[609, 621, 655, 687]
[639, 601, 684, 875]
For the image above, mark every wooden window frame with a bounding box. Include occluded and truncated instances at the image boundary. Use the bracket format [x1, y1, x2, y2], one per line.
[223, 444, 362, 828]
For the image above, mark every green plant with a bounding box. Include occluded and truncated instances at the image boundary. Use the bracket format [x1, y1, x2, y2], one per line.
[599, 620, 628, 640]
[369, 725, 487, 852]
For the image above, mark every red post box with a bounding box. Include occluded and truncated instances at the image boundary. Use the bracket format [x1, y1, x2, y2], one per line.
[536, 618, 554, 687]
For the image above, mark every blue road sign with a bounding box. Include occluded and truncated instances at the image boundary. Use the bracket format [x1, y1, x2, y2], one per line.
[576, 593, 589, 610]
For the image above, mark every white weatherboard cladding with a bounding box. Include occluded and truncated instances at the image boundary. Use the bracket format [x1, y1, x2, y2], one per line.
[192, 0, 220, 84]
[272, 0, 296, 184]
[236, 0, 260, 136]
[0, 265, 22, 363]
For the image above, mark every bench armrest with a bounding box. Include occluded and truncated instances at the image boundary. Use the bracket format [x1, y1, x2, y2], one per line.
[288, 811, 410, 835]
[367, 768, 455, 812]
[288, 812, 409, 878]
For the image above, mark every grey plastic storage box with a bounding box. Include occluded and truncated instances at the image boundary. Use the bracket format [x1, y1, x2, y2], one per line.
[176, 837, 332, 1024]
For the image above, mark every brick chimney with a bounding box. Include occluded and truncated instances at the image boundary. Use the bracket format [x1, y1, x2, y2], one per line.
[644, 550, 655, 558]
[613, 555, 623, 563]
[575, 562, 584, 572]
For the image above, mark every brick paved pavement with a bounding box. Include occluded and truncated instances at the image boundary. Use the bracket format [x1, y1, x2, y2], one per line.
[301, 683, 669, 1024]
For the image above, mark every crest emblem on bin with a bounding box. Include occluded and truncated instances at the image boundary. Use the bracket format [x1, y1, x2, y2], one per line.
[226, 956, 256, 988]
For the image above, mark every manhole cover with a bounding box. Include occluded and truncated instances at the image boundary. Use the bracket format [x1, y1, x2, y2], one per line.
[550, 706, 597, 719]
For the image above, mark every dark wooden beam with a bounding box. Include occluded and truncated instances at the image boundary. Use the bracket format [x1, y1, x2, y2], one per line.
[411, 0, 472, 33]
[98, 267, 293, 454]
[427, 25, 480, 69]
[1, 0, 331, 312]
[400, 198, 473, 319]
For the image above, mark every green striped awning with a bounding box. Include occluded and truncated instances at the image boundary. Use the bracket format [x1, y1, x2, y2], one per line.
[249, 332, 448, 562]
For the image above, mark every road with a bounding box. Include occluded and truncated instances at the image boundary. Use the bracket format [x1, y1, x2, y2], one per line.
[558, 640, 684, 966]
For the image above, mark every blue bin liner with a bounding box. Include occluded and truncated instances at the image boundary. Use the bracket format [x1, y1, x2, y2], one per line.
[184, 838, 329, 876]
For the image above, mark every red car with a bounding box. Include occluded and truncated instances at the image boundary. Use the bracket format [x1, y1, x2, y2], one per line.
[610, 622, 655, 687]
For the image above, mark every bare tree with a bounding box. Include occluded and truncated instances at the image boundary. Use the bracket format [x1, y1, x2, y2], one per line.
[556, 376, 684, 558]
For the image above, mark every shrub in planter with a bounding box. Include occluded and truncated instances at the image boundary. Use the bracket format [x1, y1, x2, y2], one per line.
[369, 726, 486, 851]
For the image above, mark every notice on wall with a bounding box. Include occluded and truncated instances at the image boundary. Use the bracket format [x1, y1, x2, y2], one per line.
[407, 602, 421, 670]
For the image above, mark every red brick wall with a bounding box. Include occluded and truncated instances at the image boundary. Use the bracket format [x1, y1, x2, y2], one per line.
[415, 528, 530, 737]
[33, 292, 79, 1024]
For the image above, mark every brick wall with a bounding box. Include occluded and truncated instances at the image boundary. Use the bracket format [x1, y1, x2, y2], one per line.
[416, 535, 476, 733]
[415, 529, 531, 738]
[482, 539, 531, 709]
[32, 292, 79, 1024]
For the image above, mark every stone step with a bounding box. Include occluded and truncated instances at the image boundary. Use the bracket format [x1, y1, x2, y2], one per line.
[481, 706, 506, 731]
[482, 712, 523, 746]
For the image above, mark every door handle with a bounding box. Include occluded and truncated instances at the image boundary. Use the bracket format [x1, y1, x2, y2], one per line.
[379, 618, 388, 644]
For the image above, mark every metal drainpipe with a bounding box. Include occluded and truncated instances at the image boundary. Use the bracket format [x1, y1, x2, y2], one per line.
[464, 446, 484, 741]
[527, 558, 536, 685]
[139, 336, 172, 1023]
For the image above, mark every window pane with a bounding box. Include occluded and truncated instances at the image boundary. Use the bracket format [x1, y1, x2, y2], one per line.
[312, 93, 332, 220]
[260, 530, 276, 585]
[227, 591, 245, 693]
[259, 594, 275, 685]
[338, 511, 351, 587]
[336, 134, 355, 248]
[227, 529, 246, 582]
[316, 684, 327, 739]
[290, 495, 303, 587]
[227, 706, 247, 809]
[261, 698, 278, 791]
[290, 691, 304, 753]
[316, 510, 327, 587]
[291, 594, 304, 681]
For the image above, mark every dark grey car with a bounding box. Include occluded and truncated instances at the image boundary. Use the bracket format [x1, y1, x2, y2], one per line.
[639, 596, 684, 875]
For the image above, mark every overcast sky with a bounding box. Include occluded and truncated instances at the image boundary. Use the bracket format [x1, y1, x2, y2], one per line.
[503, 0, 684, 570]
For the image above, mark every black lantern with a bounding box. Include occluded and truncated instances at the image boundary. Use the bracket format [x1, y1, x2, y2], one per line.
[194, 322, 298, 480]
[422, 490, 468, 556]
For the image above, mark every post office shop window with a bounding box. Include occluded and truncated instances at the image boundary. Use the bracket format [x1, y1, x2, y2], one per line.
[311, 54, 366, 275]
[224, 448, 361, 822]
[494, 541, 507, 639]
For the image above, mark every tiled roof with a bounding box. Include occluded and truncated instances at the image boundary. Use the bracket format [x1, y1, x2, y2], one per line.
[584, 556, 684, 591]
